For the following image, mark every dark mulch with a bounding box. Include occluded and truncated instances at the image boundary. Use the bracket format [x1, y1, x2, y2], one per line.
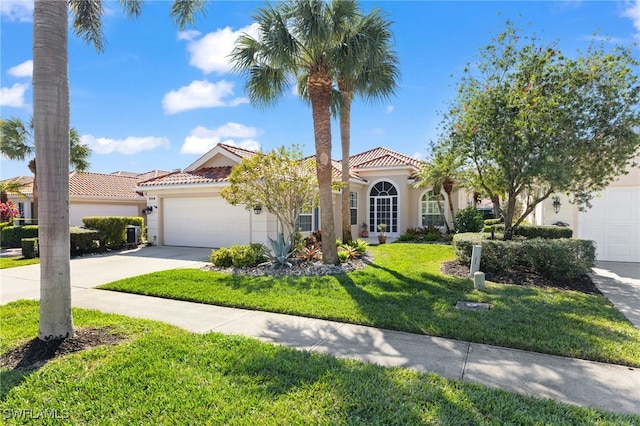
[441, 260, 602, 295]
[0, 327, 126, 372]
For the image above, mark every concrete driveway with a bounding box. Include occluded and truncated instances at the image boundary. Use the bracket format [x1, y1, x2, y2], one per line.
[591, 261, 640, 330]
[0, 246, 211, 304]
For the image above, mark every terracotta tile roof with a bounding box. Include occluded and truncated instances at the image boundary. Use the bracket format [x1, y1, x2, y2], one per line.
[109, 171, 139, 177]
[218, 143, 258, 159]
[135, 170, 172, 182]
[1, 176, 34, 196]
[138, 167, 233, 187]
[348, 147, 424, 170]
[69, 172, 144, 198]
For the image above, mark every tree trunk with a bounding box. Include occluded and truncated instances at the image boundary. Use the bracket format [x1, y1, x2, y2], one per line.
[33, 0, 73, 340]
[502, 194, 517, 241]
[443, 178, 455, 232]
[339, 85, 353, 243]
[28, 158, 38, 222]
[308, 72, 338, 264]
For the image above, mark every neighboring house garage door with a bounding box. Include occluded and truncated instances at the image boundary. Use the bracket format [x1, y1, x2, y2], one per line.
[163, 197, 251, 248]
[577, 187, 640, 262]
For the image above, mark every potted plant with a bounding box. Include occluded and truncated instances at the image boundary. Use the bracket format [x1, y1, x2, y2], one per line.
[377, 223, 387, 244]
[360, 222, 369, 238]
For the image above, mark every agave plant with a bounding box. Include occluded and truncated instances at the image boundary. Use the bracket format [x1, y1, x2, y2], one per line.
[267, 232, 295, 268]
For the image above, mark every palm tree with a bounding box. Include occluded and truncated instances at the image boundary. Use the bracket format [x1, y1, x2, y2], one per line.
[33, 0, 206, 341]
[231, 0, 380, 264]
[0, 117, 91, 222]
[415, 146, 461, 233]
[336, 9, 399, 242]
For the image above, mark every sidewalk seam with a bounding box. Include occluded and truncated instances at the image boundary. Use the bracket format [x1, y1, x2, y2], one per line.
[460, 342, 471, 380]
[310, 323, 346, 351]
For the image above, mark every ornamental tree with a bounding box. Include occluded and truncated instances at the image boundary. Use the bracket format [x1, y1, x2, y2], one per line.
[221, 145, 319, 240]
[442, 23, 640, 238]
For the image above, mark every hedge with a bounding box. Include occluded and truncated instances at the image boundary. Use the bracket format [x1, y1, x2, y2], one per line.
[1, 225, 39, 248]
[453, 233, 595, 279]
[21, 238, 38, 259]
[70, 226, 106, 255]
[82, 216, 144, 249]
[484, 224, 572, 239]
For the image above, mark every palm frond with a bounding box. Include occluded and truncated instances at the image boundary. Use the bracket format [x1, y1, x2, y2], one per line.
[69, 0, 106, 52]
[0, 117, 34, 161]
[69, 128, 91, 171]
[118, 0, 143, 18]
[170, 0, 206, 31]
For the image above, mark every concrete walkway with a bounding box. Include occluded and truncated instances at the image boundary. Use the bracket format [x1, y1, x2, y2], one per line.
[591, 261, 640, 330]
[1, 246, 639, 416]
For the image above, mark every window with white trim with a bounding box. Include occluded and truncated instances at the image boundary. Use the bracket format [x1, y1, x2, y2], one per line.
[421, 191, 445, 227]
[349, 191, 358, 226]
[297, 207, 313, 232]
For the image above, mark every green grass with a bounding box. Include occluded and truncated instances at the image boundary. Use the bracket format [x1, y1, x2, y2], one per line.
[2, 300, 638, 425]
[0, 257, 39, 269]
[99, 244, 640, 368]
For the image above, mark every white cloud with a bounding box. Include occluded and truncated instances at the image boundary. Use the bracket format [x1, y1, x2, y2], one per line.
[412, 152, 426, 160]
[622, 1, 640, 32]
[0, 0, 33, 22]
[81, 134, 170, 155]
[370, 128, 385, 135]
[182, 23, 259, 74]
[180, 123, 261, 154]
[385, 105, 395, 114]
[177, 30, 201, 41]
[8, 60, 33, 78]
[0, 83, 29, 107]
[162, 79, 248, 114]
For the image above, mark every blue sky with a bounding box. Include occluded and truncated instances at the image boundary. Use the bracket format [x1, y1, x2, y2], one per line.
[1, 1, 639, 179]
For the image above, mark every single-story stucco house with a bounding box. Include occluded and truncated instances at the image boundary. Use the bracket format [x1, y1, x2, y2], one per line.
[531, 154, 640, 263]
[2, 170, 169, 226]
[137, 144, 468, 248]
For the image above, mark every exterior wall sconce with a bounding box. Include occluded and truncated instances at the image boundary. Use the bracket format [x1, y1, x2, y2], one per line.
[142, 206, 155, 215]
[253, 205, 262, 215]
[552, 196, 561, 214]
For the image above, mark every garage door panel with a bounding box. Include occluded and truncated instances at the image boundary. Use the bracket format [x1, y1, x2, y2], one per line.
[578, 187, 640, 262]
[163, 197, 251, 248]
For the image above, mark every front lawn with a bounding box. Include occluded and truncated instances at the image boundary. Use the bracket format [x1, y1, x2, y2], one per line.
[99, 244, 640, 367]
[0, 257, 39, 269]
[1, 300, 637, 425]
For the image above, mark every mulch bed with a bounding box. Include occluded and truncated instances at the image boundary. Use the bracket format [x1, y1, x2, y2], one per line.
[0, 327, 126, 372]
[441, 260, 602, 295]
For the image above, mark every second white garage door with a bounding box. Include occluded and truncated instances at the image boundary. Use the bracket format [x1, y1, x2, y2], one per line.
[577, 187, 640, 262]
[163, 197, 251, 248]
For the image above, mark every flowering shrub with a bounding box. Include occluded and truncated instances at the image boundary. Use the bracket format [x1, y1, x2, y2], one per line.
[0, 201, 19, 223]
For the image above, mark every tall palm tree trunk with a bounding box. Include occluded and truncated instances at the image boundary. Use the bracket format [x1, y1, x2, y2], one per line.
[339, 86, 353, 243]
[34, 0, 73, 340]
[308, 74, 338, 265]
[28, 158, 38, 222]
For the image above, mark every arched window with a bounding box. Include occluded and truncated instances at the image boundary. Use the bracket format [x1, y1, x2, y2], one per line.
[369, 181, 398, 233]
[421, 191, 444, 227]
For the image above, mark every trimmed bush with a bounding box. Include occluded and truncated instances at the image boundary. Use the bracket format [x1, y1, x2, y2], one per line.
[21, 237, 38, 259]
[1, 225, 38, 248]
[230, 243, 267, 267]
[486, 224, 572, 239]
[82, 216, 144, 249]
[70, 227, 105, 255]
[455, 207, 484, 233]
[522, 238, 595, 279]
[211, 247, 233, 267]
[484, 218, 503, 226]
[453, 234, 595, 279]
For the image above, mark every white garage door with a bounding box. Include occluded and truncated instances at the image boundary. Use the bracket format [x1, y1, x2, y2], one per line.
[163, 197, 251, 248]
[578, 187, 640, 262]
